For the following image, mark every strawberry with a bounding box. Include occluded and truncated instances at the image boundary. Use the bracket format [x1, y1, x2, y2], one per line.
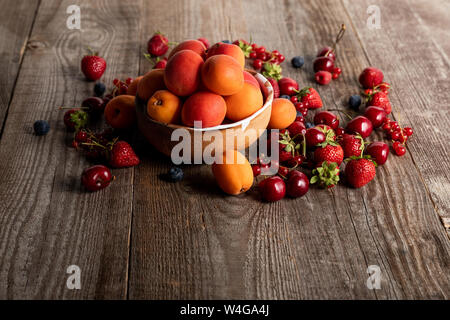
[367, 91, 391, 114]
[296, 87, 323, 109]
[339, 133, 364, 158]
[311, 161, 340, 188]
[109, 141, 140, 168]
[358, 67, 383, 89]
[344, 156, 376, 188]
[268, 78, 280, 98]
[262, 63, 282, 81]
[81, 50, 106, 81]
[63, 108, 88, 131]
[376, 82, 390, 94]
[147, 33, 169, 56]
[314, 144, 344, 166]
[154, 57, 167, 69]
[234, 39, 252, 58]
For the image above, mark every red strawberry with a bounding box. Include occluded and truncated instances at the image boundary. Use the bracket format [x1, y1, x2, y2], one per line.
[109, 141, 140, 168]
[154, 57, 167, 69]
[147, 33, 169, 56]
[296, 87, 323, 109]
[314, 144, 344, 166]
[339, 134, 364, 158]
[358, 67, 383, 89]
[344, 157, 376, 188]
[367, 91, 391, 114]
[81, 51, 106, 81]
[376, 82, 390, 94]
[63, 108, 89, 131]
[268, 78, 280, 98]
[311, 161, 340, 188]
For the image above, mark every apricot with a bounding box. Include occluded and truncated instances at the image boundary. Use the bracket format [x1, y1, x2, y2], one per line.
[224, 82, 263, 122]
[268, 98, 297, 129]
[201, 55, 244, 96]
[147, 90, 182, 124]
[212, 150, 253, 195]
[104, 95, 136, 129]
[206, 43, 245, 69]
[126, 76, 143, 96]
[164, 50, 204, 96]
[137, 69, 166, 101]
[181, 91, 226, 128]
[168, 39, 206, 59]
[243, 71, 259, 88]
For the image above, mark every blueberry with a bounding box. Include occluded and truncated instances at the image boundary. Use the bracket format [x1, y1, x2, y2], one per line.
[280, 95, 290, 100]
[221, 40, 231, 44]
[291, 56, 304, 68]
[349, 95, 361, 111]
[33, 120, 50, 136]
[94, 82, 106, 97]
[306, 122, 314, 129]
[168, 166, 183, 182]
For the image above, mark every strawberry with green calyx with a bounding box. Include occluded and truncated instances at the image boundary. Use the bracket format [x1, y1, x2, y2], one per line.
[364, 90, 391, 114]
[262, 62, 282, 81]
[295, 87, 323, 109]
[278, 130, 303, 157]
[339, 133, 365, 158]
[311, 161, 340, 188]
[344, 155, 377, 188]
[81, 48, 107, 81]
[235, 39, 253, 58]
[63, 108, 89, 132]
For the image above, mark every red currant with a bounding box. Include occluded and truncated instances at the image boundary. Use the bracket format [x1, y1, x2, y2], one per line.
[75, 130, 88, 142]
[335, 127, 345, 136]
[290, 96, 298, 104]
[299, 107, 308, 117]
[253, 59, 263, 69]
[256, 46, 265, 54]
[403, 127, 413, 136]
[278, 166, 289, 178]
[394, 144, 406, 156]
[278, 54, 285, 63]
[251, 43, 258, 50]
[390, 130, 401, 141]
[332, 73, 339, 80]
[252, 165, 261, 177]
[382, 123, 391, 131]
[249, 52, 257, 59]
[272, 50, 280, 56]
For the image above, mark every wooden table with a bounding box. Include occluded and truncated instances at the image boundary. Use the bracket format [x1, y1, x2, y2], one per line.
[0, 0, 449, 300]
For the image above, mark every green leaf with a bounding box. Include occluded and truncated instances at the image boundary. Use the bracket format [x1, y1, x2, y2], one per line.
[310, 176, 319, 184]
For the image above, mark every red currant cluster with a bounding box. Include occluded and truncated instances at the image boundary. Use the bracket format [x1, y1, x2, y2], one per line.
[112, 78, 133, 96]
[381, 118, 413, 156]
[72, 128, 117, 160]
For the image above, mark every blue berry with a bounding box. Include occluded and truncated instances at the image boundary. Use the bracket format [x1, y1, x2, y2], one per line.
[221, 40, 231, 44]
[291, 56, 304, 68]
[168, 166, 183, 182]
[306, 122, 314, 129]
[94, 82, 106, 97]
[33, 120, 50, 136]
[280, 94, 290, 100]
[349, 95, 361, 111]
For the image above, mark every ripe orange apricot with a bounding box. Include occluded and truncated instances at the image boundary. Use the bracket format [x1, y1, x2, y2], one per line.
[147, 90, 182, 124]
[206, 43, 245, 69]
[201, 55, 244, 96]
[168, 39, 206, 59]
[164, 50, 204, 96]
[267, 98, 297, 129]
[212, 150, 254, 195]
[127, 76, 143, 96]
[243, 71, 259, 89]
[104, 95, 136, 129]
[137, 69, 166, 101]
[224, 82, 263, 122]
[181, 91, 226, 128]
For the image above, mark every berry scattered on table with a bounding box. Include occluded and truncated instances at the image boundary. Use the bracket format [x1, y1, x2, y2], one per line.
[109, 141, 140, 168]
[81, 165, 112, 192]
[81, 48, 106, 81]
[63, 108, 89, 131]
[365, 142, 389, 165]
[259, 176, 286, 202]
[310, 161, 340, 189]
[291, 56, 304, 68]
[147, 32, 169, 57]
[359, 67, 384, 89]
[314, 111, 339, 130]
[33, 120, 50, 136]
[315, 71, 332, 85]
[345, 116, 373, 139]
[167, 166, 184, 182]
[344, 156, 376, 188]
[348, 95, 362, 111]
[278, 77, 299, 96]
[94, 82, 106, 97]
[339, 133, 364, 158]
[286, 170, 309, 198]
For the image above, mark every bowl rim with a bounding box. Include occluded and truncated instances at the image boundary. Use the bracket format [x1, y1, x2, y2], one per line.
[139, 70, 274, 132]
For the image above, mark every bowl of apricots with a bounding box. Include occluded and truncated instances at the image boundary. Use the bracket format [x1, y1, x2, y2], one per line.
[134, 40, 274, 158]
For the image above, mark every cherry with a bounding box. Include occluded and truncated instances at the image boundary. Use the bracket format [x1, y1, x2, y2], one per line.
[305, 127, 326, 147]
[366, 142, 389, 165]
[278, 77, 299, 96]
[259, 176, 286, 202]
[82, 97, 105, 116]
[81, 165, 112, 192]
[314, 111, 339, 130]
[290, 96, 298, 104]
[313, 56, 335, 73]
[252, 165, 261, 177]
[253, 59, 263, 69]
[316, 46, 336, 61]
[249, 52, 257, 59]
[403, 127, 413, 136]
[256, 46, 265, 54]
[286, 170, 309, 198]
[287, 155, 304, 167]
[287, 121, 306, 137]
[364, 106, 386, 128]
[335, 127, 345, 136]
[346, 116, 373, 139]
[75, 130, 88, 143]
[393, 142, 406, 156]
[277, 54, 285, 63]
[299, 107, 308, 117]
[390, 130, 401, 141]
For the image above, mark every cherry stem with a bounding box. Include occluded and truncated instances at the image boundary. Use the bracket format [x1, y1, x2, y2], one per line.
[327, 109, 353, 120]
[332, 24, 346, 52]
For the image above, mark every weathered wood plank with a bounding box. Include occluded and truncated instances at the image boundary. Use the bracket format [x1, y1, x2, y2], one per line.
[0, 0, 40, 133]
[341, 0, 450, 234]
[0, 0, 141, 299]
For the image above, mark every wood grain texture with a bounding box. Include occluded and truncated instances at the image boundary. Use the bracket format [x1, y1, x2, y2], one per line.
[0, 0, 40, 133]
[0, 0, 141, 299]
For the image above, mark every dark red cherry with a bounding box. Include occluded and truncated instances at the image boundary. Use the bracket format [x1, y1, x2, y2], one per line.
[305, 128, 326, 147]
[81, 165, 112, 192]
[286, 170, 309, 198]
[313, 56, 335, 73]
[346, 116, 373, 138]
[316, 46, 336, 61]
[366, 142, 389, 165]
[259, 176, 286, 202]
[313, 111, 339, 130]
[364, 106, 386, 128]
